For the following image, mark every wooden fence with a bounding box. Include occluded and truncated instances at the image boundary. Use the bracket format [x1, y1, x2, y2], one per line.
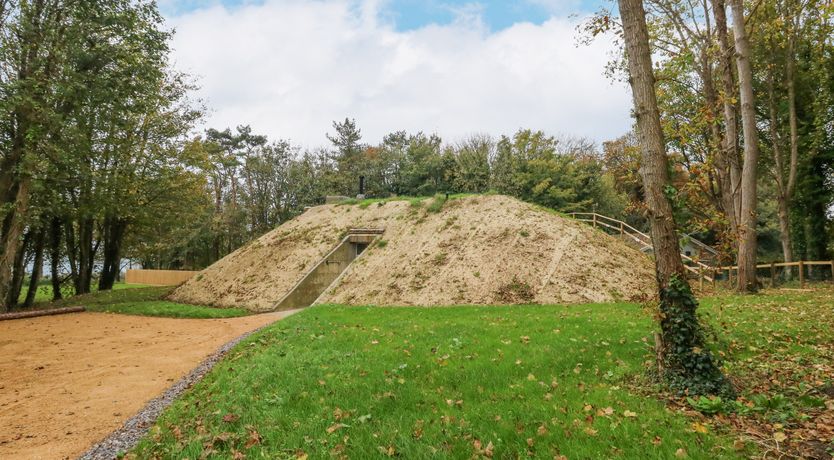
[569, 212, 717, 281]
[719, 260, 834, 288]
[569, 213, 833, 290]
[125, 269, 199, 286]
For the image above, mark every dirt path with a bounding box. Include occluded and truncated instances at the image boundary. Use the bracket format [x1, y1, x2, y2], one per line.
[0, 310, 297, 460]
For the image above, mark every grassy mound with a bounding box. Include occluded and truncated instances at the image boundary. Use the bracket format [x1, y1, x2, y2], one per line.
[170, 195, 655, 312]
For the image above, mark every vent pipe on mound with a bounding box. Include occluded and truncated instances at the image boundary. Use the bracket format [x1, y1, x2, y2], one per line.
[357, 175, 365, 199]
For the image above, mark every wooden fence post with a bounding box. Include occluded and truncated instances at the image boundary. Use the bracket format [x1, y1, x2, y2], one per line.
[712, 269, 717, 290]
[699, 265, 704, 291]
[592, 214, 597, 228]
[770, 262, 776, 288]
[619, 221, 624, 236]
[830, 261, 834, 283]
[799, 261, 805, 288]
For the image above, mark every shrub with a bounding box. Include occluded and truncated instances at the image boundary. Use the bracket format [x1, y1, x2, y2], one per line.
[495, 276, 535, 303]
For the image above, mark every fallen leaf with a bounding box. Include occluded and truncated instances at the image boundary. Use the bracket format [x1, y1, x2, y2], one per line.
[326, 423, 348, 434]
[244, 428, 261, 449]
[691, 422, 708, 434]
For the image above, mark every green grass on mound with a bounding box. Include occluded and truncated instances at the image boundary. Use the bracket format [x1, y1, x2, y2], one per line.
[131, 303, 746, 459]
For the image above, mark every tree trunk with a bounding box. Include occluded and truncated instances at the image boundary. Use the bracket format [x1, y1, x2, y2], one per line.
[785, 19, 799, 202]
[76, 217, 94, 294]
[710, 0, 741, 236]
[8, 230, 32, 310]
[766, 65, 794, 264]
[701, 50, 731, 215]
[0, 178, 32, 312]
[24, 230, 45, 308]
[730, 0, 761, 293]
[618, 0, 730, 396]
[618, 0, 686, 286]
[98, 216, 127, 291]
[64, 220, 80, 294]
[49, 217, 63, 301]
[780, 25, 799, 263]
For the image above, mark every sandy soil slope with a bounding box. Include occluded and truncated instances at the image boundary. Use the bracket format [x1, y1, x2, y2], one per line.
[0, 311, 294, 460]
[170, 195, 655, 311]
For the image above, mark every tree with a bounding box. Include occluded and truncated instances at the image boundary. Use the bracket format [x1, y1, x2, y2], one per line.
[618, 0, 731, 395]
[728, 0, 761, 292]
[327, 118, 364, 195]
[0, 0, 68, 309]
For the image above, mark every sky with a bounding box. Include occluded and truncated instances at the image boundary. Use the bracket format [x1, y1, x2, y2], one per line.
[160, 0, 630, 149]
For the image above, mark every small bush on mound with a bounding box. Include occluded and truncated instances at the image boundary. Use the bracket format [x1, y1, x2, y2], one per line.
[494, 276, 535, 303]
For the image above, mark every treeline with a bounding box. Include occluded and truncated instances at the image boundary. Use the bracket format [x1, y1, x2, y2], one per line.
[4, 0, 832, 310]
[148, 120, 628, 271]
[0, 1, 202, 310]
[586, 0, 834, 287]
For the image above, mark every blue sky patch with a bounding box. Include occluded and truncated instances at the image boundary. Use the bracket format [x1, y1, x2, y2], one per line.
[161, 0, 609, 31]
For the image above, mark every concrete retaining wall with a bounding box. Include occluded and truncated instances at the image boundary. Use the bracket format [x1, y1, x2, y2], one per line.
[273, 238, 364, 310]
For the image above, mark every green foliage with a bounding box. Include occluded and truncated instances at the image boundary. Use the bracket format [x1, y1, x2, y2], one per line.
[686, 395, 728, 415]
[660, 276, 734, 397]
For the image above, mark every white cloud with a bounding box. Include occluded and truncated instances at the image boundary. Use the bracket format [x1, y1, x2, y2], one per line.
[166, 0, 632, 149]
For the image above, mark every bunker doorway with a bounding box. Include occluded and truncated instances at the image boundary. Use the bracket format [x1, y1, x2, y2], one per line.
[272, 228, 384, 311]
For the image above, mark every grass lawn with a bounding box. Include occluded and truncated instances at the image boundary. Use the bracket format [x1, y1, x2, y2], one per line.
[18, 280, 150, 305]
[129, 287, 834, 459]
[27, 284, 250, 319]
[86, 300, 250, 319]
[131, 302, 751, 459]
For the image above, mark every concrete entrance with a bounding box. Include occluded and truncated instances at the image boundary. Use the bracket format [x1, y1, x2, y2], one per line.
[272, 229, 383, 310]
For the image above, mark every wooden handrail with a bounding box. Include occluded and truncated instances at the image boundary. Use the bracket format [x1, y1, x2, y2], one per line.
[570, 211, 715, 281]
[571, 212, 718, 257]
[570, 212, 650, 241]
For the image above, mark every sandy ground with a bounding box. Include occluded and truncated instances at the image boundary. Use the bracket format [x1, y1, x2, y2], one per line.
[172, 194, 655, 311]
[0, 310, 297, 460]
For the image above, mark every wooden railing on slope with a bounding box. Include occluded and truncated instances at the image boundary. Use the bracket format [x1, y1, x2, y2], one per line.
[569, 212, 716, 282]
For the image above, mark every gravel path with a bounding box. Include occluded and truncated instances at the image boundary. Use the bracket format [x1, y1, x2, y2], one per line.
[78, 310, 299, 460]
